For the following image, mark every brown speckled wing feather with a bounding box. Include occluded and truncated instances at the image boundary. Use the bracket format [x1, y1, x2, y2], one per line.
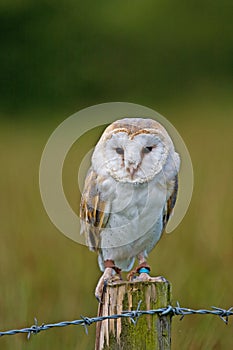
[163, 175, 178, 230]
[80, 169, 109, 252]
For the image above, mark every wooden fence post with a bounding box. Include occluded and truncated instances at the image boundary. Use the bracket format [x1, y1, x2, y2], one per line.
[95, 279, 171, 350]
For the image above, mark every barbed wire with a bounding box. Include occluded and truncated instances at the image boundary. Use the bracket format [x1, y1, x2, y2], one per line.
[0, 302, 232, 339]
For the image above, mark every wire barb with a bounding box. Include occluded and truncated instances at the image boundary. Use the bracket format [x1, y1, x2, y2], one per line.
[27, 318, 38, 340]
[80, 316, 93, 335]
[127, 300, 142, 325]
[0, 303, 232, 339]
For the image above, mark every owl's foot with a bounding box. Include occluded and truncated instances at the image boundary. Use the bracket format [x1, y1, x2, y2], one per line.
[136, 274, 167, 282]
[95, 260, 122, 303]
[95, 268, 113, 302]
[127, 262, 151, 281]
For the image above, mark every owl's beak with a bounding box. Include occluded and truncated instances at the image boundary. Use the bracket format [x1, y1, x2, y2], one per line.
[128, 167, 135, 178]
[126, 163, 137, 179]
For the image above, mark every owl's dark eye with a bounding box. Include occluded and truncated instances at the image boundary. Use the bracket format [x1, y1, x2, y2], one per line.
[116, 147, 124, 155]
[142, 146, 153, 154]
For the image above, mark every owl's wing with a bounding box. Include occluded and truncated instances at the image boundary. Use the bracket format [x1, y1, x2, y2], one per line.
[80, 168, 109, 252]
[163, 175, 178, 230]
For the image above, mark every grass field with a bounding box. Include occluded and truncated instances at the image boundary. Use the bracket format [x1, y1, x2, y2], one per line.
[0, 95, 232, 349]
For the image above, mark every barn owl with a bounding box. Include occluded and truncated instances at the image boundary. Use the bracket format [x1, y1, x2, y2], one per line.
[80, 118, 180, 301]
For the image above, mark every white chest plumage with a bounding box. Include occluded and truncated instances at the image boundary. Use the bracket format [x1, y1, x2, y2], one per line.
[97, 174, 167, 271]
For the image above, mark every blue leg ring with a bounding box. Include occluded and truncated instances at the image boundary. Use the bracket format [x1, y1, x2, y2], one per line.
[138, 267, 150, 274]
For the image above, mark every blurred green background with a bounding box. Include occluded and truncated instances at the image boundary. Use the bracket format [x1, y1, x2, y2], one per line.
[0, 1, 232, 349]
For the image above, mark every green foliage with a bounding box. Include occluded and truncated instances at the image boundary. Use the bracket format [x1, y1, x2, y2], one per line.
[0, 1, 232, 113]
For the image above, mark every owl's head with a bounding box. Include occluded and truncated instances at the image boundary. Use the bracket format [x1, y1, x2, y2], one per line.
[92, 118, 180, 184]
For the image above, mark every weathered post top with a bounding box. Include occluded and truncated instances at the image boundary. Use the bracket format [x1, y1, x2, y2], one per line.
[95, 279, 171, 350]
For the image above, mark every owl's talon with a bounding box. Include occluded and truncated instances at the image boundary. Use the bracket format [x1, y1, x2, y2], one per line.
[95, 280, 109, 303]
[152, 276, 167, 282]
[95, 295, 102, 304]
